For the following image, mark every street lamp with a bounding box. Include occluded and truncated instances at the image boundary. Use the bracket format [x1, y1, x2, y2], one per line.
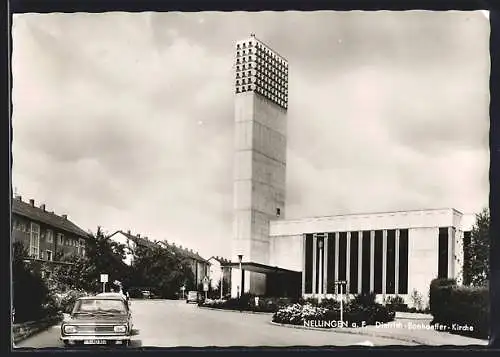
[238, 254, 243, 298]
[318, 238, 324, 302]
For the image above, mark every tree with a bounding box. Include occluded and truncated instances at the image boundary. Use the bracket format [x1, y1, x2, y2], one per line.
[463, 208, 490, 287]
[132, 244, 195, 299]
[52, 227, 131, 293]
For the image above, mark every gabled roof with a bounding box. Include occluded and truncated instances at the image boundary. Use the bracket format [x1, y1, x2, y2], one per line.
[12, 197, 89, 238]
[108, 230, 157, 249]
[158, 241, 208, 263]
[108, 230, 208, 262]
[208, 256, 231, 264]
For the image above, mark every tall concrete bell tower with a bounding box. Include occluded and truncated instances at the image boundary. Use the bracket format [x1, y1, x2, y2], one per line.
[231, 34, 289, 296]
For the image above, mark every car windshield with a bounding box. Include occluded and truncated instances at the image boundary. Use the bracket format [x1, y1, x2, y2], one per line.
[73, 298, 127, 315]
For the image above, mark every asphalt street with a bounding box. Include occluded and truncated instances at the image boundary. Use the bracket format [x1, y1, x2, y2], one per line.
[15, 299, 416, 348]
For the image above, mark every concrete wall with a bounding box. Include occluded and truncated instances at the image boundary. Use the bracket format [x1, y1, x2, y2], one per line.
[407, 227, 439, 308]
[232, 90, 287, 265]
[270, 209, 459, 237]
[269, 234, 303, 272]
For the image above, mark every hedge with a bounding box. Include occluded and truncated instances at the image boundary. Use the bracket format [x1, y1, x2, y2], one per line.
[199, 295, 296, 313]
[429, 278, 489, 339]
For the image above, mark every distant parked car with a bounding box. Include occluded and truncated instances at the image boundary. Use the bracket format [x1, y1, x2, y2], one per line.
[141, 290, 151, 299]
[97, 292, 129, 306]
[60, 295, 133, 347]
[186, 291, 201, 304]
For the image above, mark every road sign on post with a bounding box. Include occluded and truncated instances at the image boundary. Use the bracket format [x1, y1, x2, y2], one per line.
[334, 280, 348, 325]
[100, 274, 108, 293]
[203, 277, 209, 299]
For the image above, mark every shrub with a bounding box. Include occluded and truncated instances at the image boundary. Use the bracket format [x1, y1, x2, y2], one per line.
[12, 246, 56, 323]
[351, 292, 377, 307]
[318, 298, 340, 310]
[409, 289, 425, 311]
[272, 293, 395, 328]
[429, 279, 489, 339]
[386, 295, 407, 312]
[429, 278, 457, 317]
[54, 289, 89, 314]
[198, 295, 296, 313]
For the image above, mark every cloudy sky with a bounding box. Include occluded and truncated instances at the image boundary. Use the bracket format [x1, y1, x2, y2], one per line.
[12, 11, 490, 259]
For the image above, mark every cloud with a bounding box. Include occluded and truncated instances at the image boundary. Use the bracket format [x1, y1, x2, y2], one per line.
[11, 11, 489, 259]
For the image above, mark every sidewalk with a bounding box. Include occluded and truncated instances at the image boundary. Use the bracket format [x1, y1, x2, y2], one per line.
[271, 312, 488, 346]
[333, 316, 488, 346]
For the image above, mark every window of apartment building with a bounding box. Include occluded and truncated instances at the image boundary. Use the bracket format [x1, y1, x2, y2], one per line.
[29, 222, 40, 259]
[57, 233, 65, 246]
[46, 250, 53, 261]
[46, 229, 54, 243]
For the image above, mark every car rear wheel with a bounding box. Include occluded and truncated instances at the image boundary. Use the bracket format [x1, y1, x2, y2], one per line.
[62, 340, 70, 347]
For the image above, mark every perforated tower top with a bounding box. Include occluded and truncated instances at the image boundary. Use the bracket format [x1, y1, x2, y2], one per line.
[234, 34, 289, 110]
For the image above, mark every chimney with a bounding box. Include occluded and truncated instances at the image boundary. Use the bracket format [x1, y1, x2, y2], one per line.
[137, 234, 141, 238]
[29, 199, 35, 207]
[127, 230, 131, 235]
[40, 204, 46, 211]
[62, 214, 67, 220]
[15, 195, 22, 201]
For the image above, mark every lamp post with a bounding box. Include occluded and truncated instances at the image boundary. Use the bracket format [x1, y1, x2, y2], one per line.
[318, 238, 324, 303]
[238, 254, 243, 298]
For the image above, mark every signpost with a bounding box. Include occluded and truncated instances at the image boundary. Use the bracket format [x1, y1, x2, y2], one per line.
[100, 274, 108, 293]
[203, 277, 209, 300]
[180, 285, 186, 300]
[334, 280, 348, 325]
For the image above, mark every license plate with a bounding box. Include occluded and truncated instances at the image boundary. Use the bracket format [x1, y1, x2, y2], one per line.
[84, 340, 107, 345]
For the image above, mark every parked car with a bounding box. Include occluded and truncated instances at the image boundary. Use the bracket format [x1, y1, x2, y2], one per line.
[186, 291, 202, 304]
[141, 290, 151, 299]
[60, 295, 133, 347]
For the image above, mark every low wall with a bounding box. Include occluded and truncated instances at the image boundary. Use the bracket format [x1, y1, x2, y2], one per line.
[13, 314, 63, 344]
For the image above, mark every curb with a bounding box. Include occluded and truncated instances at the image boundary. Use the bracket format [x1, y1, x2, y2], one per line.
[268, 321, 436, 345]
[197, 306, 274, 315]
